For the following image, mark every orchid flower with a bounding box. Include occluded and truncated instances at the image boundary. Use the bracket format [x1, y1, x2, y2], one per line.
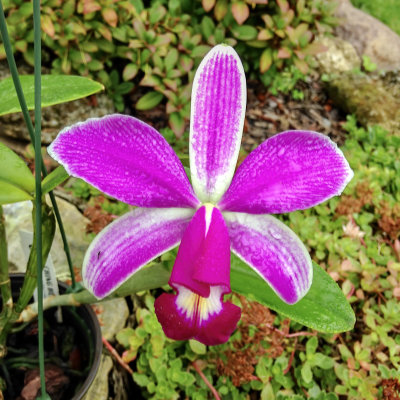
[48, 45, 353, 345]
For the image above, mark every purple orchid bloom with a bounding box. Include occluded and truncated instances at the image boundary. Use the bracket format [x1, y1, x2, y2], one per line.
[48, 45, 353, 346]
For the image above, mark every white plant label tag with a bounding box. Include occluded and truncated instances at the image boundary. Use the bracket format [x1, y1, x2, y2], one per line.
[19, 229, 62, 322]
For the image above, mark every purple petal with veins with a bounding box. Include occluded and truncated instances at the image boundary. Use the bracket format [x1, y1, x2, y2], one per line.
[48, 114, 199, 208]
[219, 130, 353, 214]
[190, 45, 246, 203]
[169, 205, 231, 297]
[82, 207, 194, 299]
[155, 204, 240, 345]
[223, 211, 312, 304]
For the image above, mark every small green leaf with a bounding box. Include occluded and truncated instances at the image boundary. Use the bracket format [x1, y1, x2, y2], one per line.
[0, 75, 104, 116]
[41, 166, 69, 194]
[0, 142, 34, 194]
[165, 48, 179, 71]
[260, 48, 273, 73]
[136, 91, 164, 110]
[301, 362, 313, 383]
[231, 255, 355, 333]
[169, 112, 185, 137]
[189, 339, 206, 354]
[191, 45, 212, 58]
[201, 16, 215, 39]
[231, 25, 258, 41]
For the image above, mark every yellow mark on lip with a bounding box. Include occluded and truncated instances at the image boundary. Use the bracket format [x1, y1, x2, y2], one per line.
[175, 285, 224, 326]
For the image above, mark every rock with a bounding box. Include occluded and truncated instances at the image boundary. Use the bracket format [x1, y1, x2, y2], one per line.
[314, 35, 361, 75]
[82, 355, 113, 400]
[96, 298, 130, 341]
[334, 0, 400, 71]
[4, 197, 90, 278]
[0, 61, 114, 144]
[326, 71, 400, 134]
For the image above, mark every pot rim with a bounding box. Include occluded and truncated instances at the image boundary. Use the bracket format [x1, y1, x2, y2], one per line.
[9, 273, 103, 400]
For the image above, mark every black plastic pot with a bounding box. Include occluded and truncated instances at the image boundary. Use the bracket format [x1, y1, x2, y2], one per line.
[1, 274, 102, 400]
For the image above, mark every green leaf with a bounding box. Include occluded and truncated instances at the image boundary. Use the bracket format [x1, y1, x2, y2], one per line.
[136, 91, 164, 110]
[230, 255, 355, 333]
[0, 141, 34, 198]
[0, 75, 104, 116]
[301, 362, 313, 383]
[0, 181, 33, 204]
[189, 339, 206, 355]
[231, 25, 258, 41]
[169, 112, 185, 137]
[41, 166, 69, 194]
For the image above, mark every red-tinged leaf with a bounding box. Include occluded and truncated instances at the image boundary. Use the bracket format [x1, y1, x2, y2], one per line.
[257, 29, 273, 40]
[302, 42, 329, 56]
[98, 25, 112, 41]
[166, 101, 178, 114]
[140, 74, 162, 87]
[231, 2, 250, 25]
[163, 79, 178, 92]
[248, 0, 268, 3]
[297, 0, 305, 14]
[123, 63, 139, 81]
[294, 50, 305, 60]
[202, 0, 216, 12]
[277, 0, 289, 12]
[294, 57, 309, 74]
[82, 0, 101, 14]
[282, 8, 294, 25]
[133, 19, 146, 39]
[102, 8, 118, 27]
[179, 55, 194, 72]
[41, 15, 55, 38]
[277, 47, 291, 59]
[214, 0, 228, 21]
[169, 112, 185, 138]
[260, 48, 272, 73]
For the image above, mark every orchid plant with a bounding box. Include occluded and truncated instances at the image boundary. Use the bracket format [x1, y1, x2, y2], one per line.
[48, 45, 353, 346]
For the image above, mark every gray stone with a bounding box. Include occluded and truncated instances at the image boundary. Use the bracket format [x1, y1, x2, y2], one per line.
[334, 0, 400, 71]
[4, 197, 90, 278]
[98, 298, 130, 341]
[314, 35, 361, 75]
[326, 71, 400, 134]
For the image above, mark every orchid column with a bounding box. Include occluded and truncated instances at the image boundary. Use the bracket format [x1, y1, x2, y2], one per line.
[48, 45, 353, 345]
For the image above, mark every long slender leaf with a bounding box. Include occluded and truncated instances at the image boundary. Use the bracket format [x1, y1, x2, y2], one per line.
[0, 75, 104, 116]
[41, 166, 69, 194]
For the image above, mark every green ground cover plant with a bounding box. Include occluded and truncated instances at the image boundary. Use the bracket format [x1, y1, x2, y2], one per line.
[1, 0, 336, 134]
[68, 117, 400, 399]
[351, 0, 400, 36]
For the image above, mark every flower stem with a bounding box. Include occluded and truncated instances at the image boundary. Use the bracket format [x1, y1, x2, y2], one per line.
[0, 0, 76, 290]
[32, 0, 49, 394]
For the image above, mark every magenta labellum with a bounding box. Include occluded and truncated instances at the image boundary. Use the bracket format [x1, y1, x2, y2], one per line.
[48, 44, 353, 345]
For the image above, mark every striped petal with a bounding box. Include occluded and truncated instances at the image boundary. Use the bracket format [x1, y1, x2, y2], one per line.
[48, 114, 199, 208]
[82, 207, 195, 299]
[219, 130, 353, 214]
[169, 204, 231, 296]
[223, 211, 312, 304]
[190, 45, 246, 204]
[154, 204, 241, 345]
